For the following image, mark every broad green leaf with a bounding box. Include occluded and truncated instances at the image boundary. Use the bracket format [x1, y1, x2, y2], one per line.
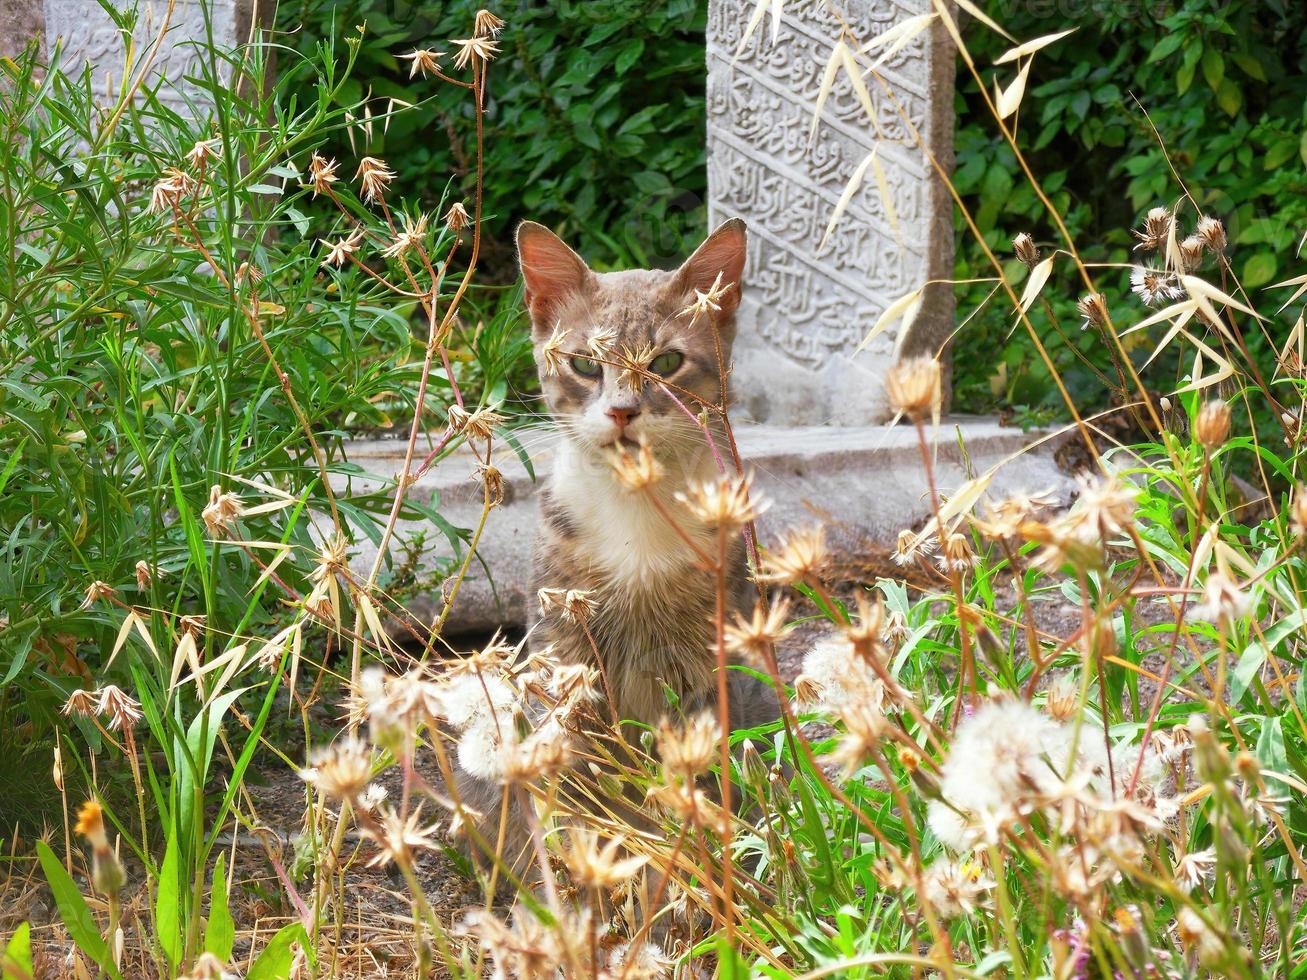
[2, 922, 33, 980]
[248, 923, 313, 980]
[35, 841, 120, 980]
[204, 853, 235, 961]
[155, 829, 182, 971]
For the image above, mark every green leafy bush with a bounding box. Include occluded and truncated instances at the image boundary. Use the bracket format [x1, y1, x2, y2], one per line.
[279, 0, 711, 275]
[951, 0, 1307, 415]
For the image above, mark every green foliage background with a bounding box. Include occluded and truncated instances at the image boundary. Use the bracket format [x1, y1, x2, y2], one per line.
[281, 0, 710, 278]
[281, 0, 1307, 411]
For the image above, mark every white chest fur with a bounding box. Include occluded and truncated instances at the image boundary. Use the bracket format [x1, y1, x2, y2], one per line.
[549, 441, 711, 589]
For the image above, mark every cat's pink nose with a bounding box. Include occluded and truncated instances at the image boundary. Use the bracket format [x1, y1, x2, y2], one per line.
[606, 407, 641, 431]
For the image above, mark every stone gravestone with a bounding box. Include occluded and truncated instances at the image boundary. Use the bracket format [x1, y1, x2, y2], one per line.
[0, 0, 259, 108]
[706, 0, 955, 424]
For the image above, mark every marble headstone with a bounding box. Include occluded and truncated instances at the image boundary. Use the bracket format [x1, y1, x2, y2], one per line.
[0, 0, 260, 108]
[706, 0, 955, 424]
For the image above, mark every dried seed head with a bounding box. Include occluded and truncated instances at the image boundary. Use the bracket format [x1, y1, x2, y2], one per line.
[657, 713, 719, 781]
[98, 685, 143, 731]
[1175, 847, 1216, 893]
[61, 689, 99, 718]
[1195, 215, 1227, 253]
[1045, 674, 1078, 721]
[537, 587, 595, 626]
[81, 580, 118, 609]
[235, 262, 262, 285]
[893, 528, 921, 566]
[1011, 232, 1039, 268]
[723, 597, 792, 664]
[186, 139, 218, 169]
[181, 953, 229, 980]
[1077, 292, 1109, 329]
[676, 271, 732, 323]
[759, 525, 827, 584]
[319, 229, 363, 268]
[1179, 234, 1206, 272]
[1133, 206, 1172, 253]
[611, 438, 663, 492]
[473, 9, 505, 37]
[562, 829, 648, 892]
[885, 357, 942, 422]
[399, 48, 444, 79]
[1194, 400, 1231, 451]
[1130, 266, 1183, 306]
[147, 167, 198, 214]
[675, 471, 766, 528]
[448, 405, 505, 442]
[793, 674, 823, 705]
[938, 532, 975, 574]
[444, 201, 471, 231]
[354, 156, 396, 204]
[616, 342, 658, 392]
[452, 35, 499, 70]
[202, 485, 246, 537]
[307, 153, 339, 196]
[382, 211, 429, 259]
[301, 736, 373, 801]
[1192, 571, 1251, 626]
[539, 325, 569, 376]
[588, 325, 619, 357]
[362, 805, 441, 868]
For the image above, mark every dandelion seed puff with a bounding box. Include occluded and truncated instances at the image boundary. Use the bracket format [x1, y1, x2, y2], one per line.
[800, 634, 881, 710]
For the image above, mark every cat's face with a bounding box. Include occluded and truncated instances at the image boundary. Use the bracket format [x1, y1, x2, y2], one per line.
[518, 220, 747, 459]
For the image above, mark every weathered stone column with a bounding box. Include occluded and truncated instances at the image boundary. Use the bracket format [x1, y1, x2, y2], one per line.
[706, 0, 956, 424]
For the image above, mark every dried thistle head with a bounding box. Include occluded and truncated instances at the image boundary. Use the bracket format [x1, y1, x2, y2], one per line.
[307, 153, 339, 196]
[611, 438, 663, 492]
[937, 531, 975, 574]
[1195, 215, 1227, 253]
[1179, 234, 1206, 272]
[539, 325, 569, 377]
[616, 342, 657, 392]
[675, 471, 765, 528]
[1011, 232, 1039, 268]
[473, 8, 505, 37]
[61, 689, 98, 718]
[723, 597, 792, 665]
[1130, 266, 1183, 306]
[449, 405, 505, 442]
[444, 201, 471, 231]
[354, 156, 396, 204]
[1077, 292, 1109, 329]
[98, 685, 143, 731]
[319, 229, 363, 268]
[186, 139, 218, 169]
[147, 167, 198, 214]
[202, 485, 245, 537]
[81, 580, 118, 609]
[1045, 674, 1078, 721]
[399, 48, 444, 79]
[886, 357, 942, 422]
[474, 463, 504, 506]
[675, 270, 732, 323]
[382, 211, 429, 259]
[562, 828, 648, 891]
[300, 736, 373, 801]
[1133, 206, 1172, 253]
[1194, 400, 1231, 451]
[537, 587, 595, 626]
[452, 35, 500, 70]
[758, 525, 827, 585]
[362, 805, 441, 869]
[587, 325, 618, 357]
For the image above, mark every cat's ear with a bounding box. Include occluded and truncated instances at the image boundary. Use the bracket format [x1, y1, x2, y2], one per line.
[674, 218, 747, 320]
[517, 221, 593, 330]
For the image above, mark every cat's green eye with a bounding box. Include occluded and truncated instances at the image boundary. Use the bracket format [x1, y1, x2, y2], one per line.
[571, 355, 602, 378]
[648, 350, 684, 377]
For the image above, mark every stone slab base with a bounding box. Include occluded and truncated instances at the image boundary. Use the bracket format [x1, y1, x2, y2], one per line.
[337, 418, 1074, 635]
